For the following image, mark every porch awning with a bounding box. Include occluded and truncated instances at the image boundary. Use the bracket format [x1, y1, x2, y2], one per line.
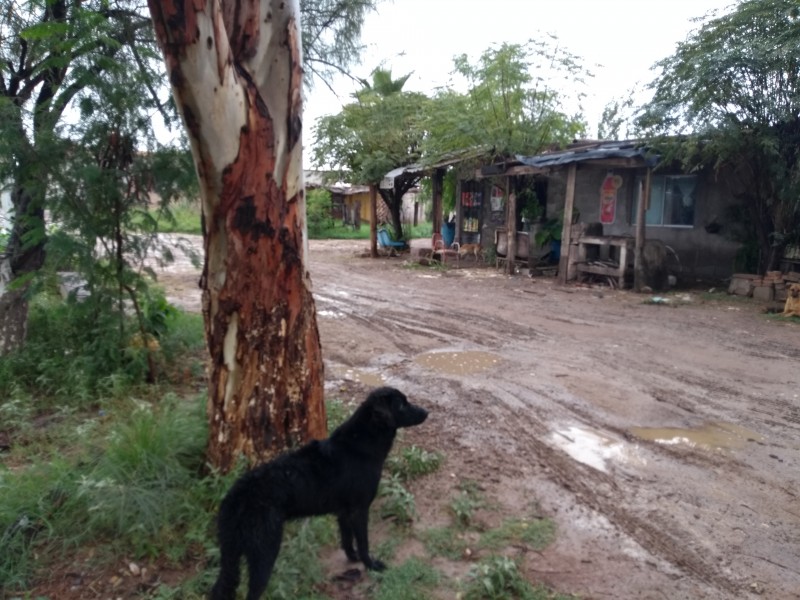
[380, 164, 422, 190]
[477, 140, 660, 178]
[514, 141, 659, 169]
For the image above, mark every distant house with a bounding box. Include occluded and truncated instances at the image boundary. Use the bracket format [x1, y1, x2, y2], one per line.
[305, 170, 420, 228]
[461, 140, 746, 285]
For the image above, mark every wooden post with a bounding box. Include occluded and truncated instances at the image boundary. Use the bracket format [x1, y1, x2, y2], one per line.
[505, 181, 517, 275]
[558, 163, 577, 283]
[369, 184, 378, 258]
[432, 168, 444, 235]
[454, 178, 462, 244]
[633, 168, 651, 291]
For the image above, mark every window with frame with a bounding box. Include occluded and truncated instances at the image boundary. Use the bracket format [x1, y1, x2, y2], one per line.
[632, 175, 697, 227]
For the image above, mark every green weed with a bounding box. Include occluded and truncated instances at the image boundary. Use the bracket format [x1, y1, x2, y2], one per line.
[463, 555, 570, 600]
[450, 479, 486, 529]
[386, 445, 443, 481]
[0, 294, 205, 415]
[378, 473, 417, 525]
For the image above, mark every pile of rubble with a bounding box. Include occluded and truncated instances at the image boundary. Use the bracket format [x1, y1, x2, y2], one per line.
[728, 271, 800, 302]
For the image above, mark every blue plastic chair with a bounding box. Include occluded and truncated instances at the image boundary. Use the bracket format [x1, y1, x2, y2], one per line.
[377, 228, 408, 253]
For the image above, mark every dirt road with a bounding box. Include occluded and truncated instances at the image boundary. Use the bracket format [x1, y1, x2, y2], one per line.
[162, 237, 800, 599]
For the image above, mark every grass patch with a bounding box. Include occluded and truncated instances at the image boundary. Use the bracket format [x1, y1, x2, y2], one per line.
[373, 557, 439, 600]
[309, 222, 433, 241]
[145, 199, 203, 234]
[422, 526, 469, 560]
[0, 295, 206, 415]
[265, 517, 337, 600]
[450, 479, 487, 529]
[480, 516, 556, 552]
[463, 555, 574, 600]
[0, 394, 236, 593]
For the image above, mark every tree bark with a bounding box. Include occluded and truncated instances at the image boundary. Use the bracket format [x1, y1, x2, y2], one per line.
[369, 184, 378, 258]
[148, 0, 326, 473]
[0, 182, 46, 356]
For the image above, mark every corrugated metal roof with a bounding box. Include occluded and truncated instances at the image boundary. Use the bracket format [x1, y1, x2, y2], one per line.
[514, 140, 659, 169]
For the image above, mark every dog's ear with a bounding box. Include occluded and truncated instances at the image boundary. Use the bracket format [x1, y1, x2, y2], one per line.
[370, 400, 395, 429]
[366, 387, 402, 430]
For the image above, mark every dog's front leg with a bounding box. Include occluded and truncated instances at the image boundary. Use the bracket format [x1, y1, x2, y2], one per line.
[352, 508, 385, 571]
[337, 514, 358, 562]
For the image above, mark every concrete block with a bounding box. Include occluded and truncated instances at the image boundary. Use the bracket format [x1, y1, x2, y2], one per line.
[729, 277, 754, 296]
[752, 285, 775, 302]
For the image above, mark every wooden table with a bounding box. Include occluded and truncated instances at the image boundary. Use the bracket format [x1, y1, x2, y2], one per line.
[574, 235, 634, 289]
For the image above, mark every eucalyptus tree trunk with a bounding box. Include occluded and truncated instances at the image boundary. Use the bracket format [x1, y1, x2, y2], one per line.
[148, 0, 326, 472]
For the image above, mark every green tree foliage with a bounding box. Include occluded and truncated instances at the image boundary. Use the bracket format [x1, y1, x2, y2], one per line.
[638, 0, 800, 272]
[301, 0, 380, 90]
[306, 187, 333, 235]
[597, 92, 639, 140]
[0, 0, 174, 354]
[313, 68, 427, 239]
[0, 0, 379, 355]
[425, 38, 590, 162]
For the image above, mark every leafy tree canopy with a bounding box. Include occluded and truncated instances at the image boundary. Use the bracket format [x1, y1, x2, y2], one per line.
[0, 0, 378, 354]
[424, 38, 590, 164]
[301, 0, 380, 91]
[312, 68, 426, 239]
[312, 68, 426, 182]
[638, 0, 800, 272]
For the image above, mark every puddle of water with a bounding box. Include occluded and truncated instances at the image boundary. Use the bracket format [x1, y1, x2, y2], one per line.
[317, 309, 345, 319]
[549, 426, 633, 473]
[414, 350, 500, 375]
[630, 422, 761, 450]
[334, 368, 385, 387]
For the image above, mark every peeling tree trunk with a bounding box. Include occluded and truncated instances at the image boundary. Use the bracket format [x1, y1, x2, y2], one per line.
[0, 183, 46, 356]
[148, 0, 326, 473]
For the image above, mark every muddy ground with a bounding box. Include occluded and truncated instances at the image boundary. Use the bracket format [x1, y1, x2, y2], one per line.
[159, 237, 800, 600]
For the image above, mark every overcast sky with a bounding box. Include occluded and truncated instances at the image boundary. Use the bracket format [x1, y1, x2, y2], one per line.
[303, 0, 735, 152]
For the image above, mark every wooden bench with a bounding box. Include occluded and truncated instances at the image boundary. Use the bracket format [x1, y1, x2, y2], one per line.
[573, 235, 634, 288]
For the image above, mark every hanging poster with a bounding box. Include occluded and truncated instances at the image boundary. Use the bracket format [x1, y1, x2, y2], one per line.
[600, 173, 623, 224]
[490, 185, 504, 212]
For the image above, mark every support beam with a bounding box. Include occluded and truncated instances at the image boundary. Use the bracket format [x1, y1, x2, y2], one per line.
[432, 168, 444, 234]
[505, 180, 517, 275]
[558, 163, 577, 283]
[369, 184, 378, 258]
[633, 168, 651, 291]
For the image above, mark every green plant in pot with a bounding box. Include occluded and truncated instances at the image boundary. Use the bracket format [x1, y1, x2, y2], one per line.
[518, 189, 543, 223]
[534, 217, 561, 248]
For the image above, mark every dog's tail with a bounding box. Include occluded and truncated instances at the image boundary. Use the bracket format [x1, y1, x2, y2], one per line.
[209, 491, 246, 600]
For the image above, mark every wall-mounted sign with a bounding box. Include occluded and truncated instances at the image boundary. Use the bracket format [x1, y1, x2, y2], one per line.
[600, 173, 623, 225]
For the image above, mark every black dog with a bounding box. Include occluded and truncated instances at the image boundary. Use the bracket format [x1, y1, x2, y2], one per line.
[210, 386, 428, 600]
